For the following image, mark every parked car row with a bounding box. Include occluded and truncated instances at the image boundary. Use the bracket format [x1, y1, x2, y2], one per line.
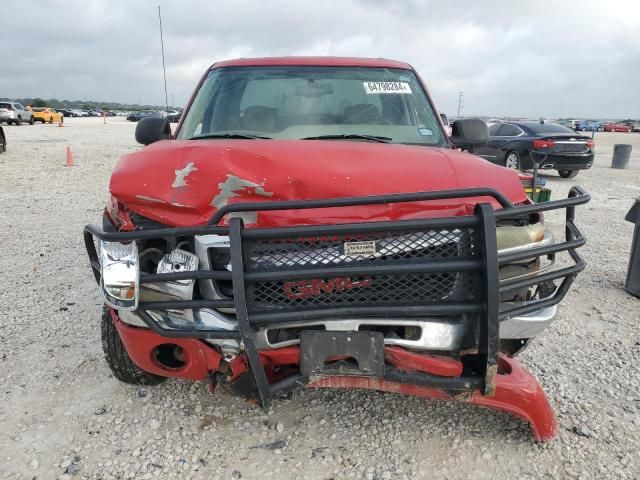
[565, 119, 639, 133]
[126, 110, 182, 122]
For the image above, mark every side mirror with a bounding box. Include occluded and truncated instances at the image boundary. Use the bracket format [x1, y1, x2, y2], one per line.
[450, 119, 489, 148]
[135, 117, 171, 145]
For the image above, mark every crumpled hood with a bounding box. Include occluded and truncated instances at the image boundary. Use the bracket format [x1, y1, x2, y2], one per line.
[110, 139, 527, 227]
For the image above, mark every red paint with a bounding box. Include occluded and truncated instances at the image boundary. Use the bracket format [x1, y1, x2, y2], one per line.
[110, 140, 527, 228]
[384, 346, 463, 377]
[283, 276, 373, 300]
[110, 309, 222, 381]
[309, 355, 557, 442]
[212, 57, 412, 70]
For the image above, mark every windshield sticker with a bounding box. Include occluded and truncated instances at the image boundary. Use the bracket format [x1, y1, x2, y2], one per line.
[418, 128, 433, 136]
[363, 82, 412, 94]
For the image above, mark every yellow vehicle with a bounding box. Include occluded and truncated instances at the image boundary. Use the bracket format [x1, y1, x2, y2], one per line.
[32, 107, 63, 124]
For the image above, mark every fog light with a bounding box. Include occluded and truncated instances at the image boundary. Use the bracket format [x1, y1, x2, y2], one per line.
[100, 241, 139, 310]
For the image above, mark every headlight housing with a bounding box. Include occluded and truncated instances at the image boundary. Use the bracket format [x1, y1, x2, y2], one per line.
[496, 222, 545, 251]
[100, 241, 139, 310]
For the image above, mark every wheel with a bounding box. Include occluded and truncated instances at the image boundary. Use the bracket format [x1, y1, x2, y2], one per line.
[29, 116, 34, 125]
[504, 151, 521, 170]
[558, 169, 579, 178]
[60, 116, 64, 124]
[101, 306, 166, 386]
[48, 116, 53, 124]
[16, 116, 22, 126]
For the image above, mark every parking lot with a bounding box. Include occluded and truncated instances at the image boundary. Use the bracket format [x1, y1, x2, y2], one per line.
[1, 117, 639, 479]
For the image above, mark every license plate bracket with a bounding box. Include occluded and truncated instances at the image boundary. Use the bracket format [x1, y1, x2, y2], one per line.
[300, 330, 385, 377]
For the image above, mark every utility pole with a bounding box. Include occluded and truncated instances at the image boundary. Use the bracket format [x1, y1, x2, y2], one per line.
[457, 91, 464, 117]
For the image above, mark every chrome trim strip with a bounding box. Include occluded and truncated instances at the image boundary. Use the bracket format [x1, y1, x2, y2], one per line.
[251, 317, 467, 351]
[119, 303, 557, 350]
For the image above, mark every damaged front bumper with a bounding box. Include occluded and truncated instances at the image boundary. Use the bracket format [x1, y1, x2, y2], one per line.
[84, 186, 589, 441]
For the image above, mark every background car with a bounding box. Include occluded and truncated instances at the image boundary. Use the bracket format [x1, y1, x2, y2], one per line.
[166, 110, 182, 123]
[0, 101, 34, 125]
[439, 113, 452, 136]
[575, 120, 601, 132]
[32, 107, 64, 124]
[604, 122, 632, 132]
[472, 121, 594, 178]
[126, 110, 162, 122]
[56, 108, 75, 117]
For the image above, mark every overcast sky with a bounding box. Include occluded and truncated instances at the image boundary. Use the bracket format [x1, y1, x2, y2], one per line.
[2, 0, 639, 118]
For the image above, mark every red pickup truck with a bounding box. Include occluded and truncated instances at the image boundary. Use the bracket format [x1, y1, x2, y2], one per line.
[84, 57, 589, 441]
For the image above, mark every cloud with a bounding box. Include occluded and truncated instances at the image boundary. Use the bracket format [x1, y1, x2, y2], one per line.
[1, 0, 638, 117]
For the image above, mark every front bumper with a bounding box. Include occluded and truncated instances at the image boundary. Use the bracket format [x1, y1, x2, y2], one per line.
[85, 186, 589, 417]
[112, 310, 558, 441]
[536, 152, 594, 170]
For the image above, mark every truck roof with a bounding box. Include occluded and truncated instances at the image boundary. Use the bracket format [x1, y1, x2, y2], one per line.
[211, 56, 412, 70]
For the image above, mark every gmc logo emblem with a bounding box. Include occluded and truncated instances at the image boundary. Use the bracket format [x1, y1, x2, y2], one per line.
[283, 276, 373, 300]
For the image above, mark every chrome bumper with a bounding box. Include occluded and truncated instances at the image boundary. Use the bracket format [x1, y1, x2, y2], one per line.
[119, 304, 558, 351]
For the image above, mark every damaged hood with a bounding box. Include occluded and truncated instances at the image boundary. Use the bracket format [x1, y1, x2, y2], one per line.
[110, 139, 528, 227]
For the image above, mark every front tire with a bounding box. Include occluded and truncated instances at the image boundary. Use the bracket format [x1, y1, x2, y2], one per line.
[16, 116, 22, 126]
[48, 116, 54, 124]
[558, 169, 579, 178]
[28, 116, 34, 125]
[101, 306, 166, 386]
[504, 151, 521, 170]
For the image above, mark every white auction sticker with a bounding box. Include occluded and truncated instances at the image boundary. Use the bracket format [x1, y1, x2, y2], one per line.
[363, 82, 412, 94]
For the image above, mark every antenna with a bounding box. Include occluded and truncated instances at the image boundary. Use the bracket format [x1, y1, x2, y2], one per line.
[457, 91, 464, 117]
[158, 6, 169, 114]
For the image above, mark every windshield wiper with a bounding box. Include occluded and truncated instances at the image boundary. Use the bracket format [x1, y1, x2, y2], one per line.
[189, 133, 272, 140]
[301, 134, 392, 143]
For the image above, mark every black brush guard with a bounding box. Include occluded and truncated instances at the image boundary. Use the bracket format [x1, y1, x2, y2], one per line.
[84, 186, 589, 408]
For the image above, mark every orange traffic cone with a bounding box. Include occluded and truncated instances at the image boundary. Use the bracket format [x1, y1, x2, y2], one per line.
[66, 146, 75, 167]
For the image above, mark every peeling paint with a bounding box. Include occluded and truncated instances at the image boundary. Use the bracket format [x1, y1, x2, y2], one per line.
[135, 195, 166, 204]
[210, 174, 274, 209]
[172, 162, 198, 188]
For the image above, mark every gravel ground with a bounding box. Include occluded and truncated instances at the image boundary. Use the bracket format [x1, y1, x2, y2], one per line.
[1, 117, 639, 480]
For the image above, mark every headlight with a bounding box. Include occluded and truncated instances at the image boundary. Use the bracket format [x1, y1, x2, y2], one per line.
[497, 222, 546, 251]
[140, 248, 199, 308]
[100, 241, 139, 310]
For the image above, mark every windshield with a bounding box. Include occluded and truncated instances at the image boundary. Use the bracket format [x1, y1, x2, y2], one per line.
[177, 66, 445, 146]
[527, 123, 577, 135]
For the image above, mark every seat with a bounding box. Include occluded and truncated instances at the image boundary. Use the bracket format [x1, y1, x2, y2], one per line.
[343, 104, 383, 124]
[242, 106, 278, 132]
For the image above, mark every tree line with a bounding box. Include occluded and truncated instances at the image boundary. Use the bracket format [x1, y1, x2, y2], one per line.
[0, 97, 174, 111]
